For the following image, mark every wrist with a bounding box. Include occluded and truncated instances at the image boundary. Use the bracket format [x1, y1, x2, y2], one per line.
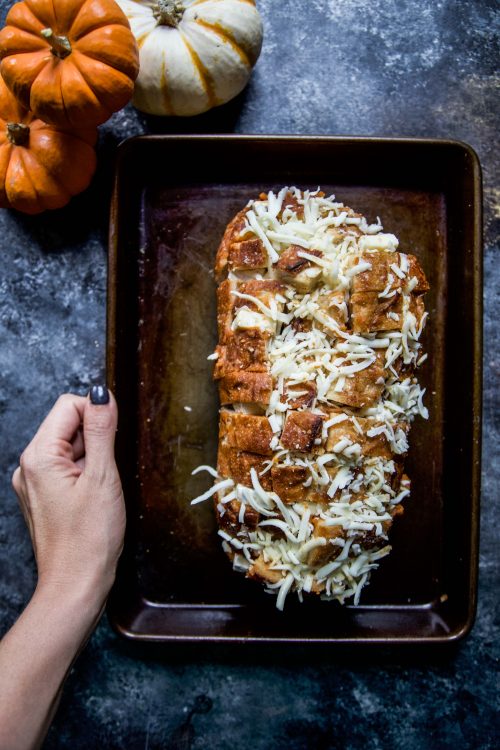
[35, 569, 113, 623]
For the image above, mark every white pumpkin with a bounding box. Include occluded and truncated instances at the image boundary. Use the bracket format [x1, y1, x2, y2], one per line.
[117, 0, 263, 116]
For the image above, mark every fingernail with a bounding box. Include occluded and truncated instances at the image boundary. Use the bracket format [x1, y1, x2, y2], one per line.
[89, 384, 110, 405]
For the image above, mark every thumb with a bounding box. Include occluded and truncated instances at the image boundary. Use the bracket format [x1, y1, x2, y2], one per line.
[83, 385, 119, 478]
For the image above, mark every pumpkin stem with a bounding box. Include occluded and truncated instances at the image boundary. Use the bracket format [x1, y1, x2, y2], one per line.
[41, 28, 72, 59]
[6, 123, 30, 147]
[154, 0, 185, 27]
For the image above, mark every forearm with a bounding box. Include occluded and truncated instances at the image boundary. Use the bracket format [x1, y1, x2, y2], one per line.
[0, 581, 107, 750]
[3, 389, 124, 748]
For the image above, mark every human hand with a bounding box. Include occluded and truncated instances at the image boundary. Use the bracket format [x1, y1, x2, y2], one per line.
[12, 386, 125, 605]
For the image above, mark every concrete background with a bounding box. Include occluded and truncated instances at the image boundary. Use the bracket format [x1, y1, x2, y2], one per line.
[0, 1, 498, 748]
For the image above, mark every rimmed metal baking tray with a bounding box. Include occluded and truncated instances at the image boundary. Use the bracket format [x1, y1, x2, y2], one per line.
[107, 135, 482, 643]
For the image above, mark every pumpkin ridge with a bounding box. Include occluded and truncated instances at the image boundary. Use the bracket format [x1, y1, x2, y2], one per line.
[3, 4, 46, 40]
[0, 144, 11, 201]
[0, 50, 50, 111]
[61, 55, 110, 112]
[0, 26, 49, 54]
[192, 18, 250, 68]
[56, 57, 71, 125]
[71, 17, 131, 41]
[30, 129, 91, 194]
[55, 56, 105, 127]
[73, 25, 139, 77]
[51, 0, 87, 33]
[160, 57, 173, 115]
[22, 0, 57, 32]
[0, 139, 13, 159]
[0, 77, 31, 125]
[179, 30, 218, 109]
[2, 146, 21, 207]
[26, 57, 66, 123]
[69, 0, 131, 42]
[46, 0, 57, 28]
[48, 0, 60, 31]
[13, 147, 44, 212]
[23, 144, 72, 209]
[70, 50, 129, 111]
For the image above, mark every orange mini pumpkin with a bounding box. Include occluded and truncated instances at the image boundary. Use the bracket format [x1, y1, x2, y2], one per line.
[0, 74, 97, 214]
[0, 0, 139, 129]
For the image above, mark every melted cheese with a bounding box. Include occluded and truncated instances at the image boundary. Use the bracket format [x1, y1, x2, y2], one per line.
[191, 187, 429, 610]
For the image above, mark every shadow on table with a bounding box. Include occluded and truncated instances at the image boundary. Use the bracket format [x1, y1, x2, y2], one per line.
[140, 86, 250, 135]
[110, 635, 463, 669]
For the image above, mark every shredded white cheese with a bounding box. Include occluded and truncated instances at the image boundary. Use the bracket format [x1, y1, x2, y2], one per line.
[191, 187, 429, 609]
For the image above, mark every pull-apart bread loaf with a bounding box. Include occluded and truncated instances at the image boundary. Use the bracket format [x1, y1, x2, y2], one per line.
[192, 188, 429, 609]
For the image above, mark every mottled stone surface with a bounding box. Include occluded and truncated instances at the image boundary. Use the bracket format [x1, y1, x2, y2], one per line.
[0, 0, 498, 748]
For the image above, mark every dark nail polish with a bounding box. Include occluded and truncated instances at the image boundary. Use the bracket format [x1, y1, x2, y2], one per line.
[89, 384, 109, 405]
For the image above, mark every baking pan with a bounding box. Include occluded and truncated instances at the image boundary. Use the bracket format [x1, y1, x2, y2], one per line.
[107, 135, 482, 643]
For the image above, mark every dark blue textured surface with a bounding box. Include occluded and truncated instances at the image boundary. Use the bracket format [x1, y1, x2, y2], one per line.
[0, 1, 498, 748]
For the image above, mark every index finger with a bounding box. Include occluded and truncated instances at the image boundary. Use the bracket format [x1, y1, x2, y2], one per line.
[31, 393, 88, 448]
